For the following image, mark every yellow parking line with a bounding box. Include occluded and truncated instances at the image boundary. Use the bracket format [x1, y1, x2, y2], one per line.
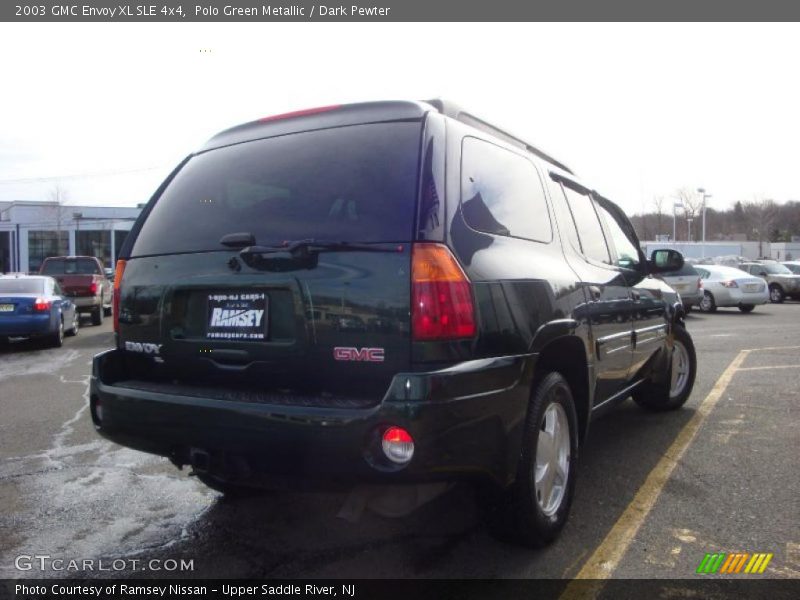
[561, 349, 750, 594]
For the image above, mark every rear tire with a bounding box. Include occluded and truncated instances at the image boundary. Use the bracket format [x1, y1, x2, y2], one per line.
[633, 324, 696, 411]
[487, 372, 578, 547]
[738, 304, 755, 313]
[769, 285, 785, 304]
[91, 306, 104, 326]
[699, 292, 716, 313]
[66, 311, 80, 336]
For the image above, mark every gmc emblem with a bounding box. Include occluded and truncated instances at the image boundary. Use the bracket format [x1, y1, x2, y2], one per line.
[333, 347, 385, 362]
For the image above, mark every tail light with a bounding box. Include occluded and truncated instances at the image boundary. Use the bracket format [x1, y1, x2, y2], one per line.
[89, 281, 98, 295]
[259, 105, 341, 123]
[411, 243, 476, 341]
[721, 280, 739, 288]
[381, 426, 415, 464]
[113, 259, 127, 333]
[697, 278, 702, 289]
[33, 298, 51, 312]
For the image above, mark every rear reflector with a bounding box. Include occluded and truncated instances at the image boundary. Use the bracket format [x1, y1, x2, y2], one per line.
[411, 243, 476, 341]
[113, 259, 127, 333]
[33, 298, 51, 312]
[381, 427, 415, 464]
[259, 105, 341, 123]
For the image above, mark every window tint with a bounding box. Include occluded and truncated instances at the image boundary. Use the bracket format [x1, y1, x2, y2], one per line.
[594, 200, 641, 270]
[460, 137, 552, 242]
[561, 185, 611, 264]
[131, 122, 421, 256]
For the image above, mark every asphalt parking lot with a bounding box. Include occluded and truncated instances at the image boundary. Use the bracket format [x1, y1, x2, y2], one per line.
[0, 303, 798, 581]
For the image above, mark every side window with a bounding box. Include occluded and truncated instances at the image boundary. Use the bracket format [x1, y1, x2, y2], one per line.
[696, 268, 709, 279]
[460, 137, 552, 243]
[53, 281, 63, 296]
[593, 199, 642, 271]
[561, 183, 611, 265]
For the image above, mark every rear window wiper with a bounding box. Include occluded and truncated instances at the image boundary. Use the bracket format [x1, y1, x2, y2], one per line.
[239, 239, 403, 258]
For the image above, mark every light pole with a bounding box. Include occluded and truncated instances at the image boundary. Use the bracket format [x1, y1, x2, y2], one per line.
[687, 218, 694, 242]
[673, 202, 684, 241]
[697, 188, 712, 258]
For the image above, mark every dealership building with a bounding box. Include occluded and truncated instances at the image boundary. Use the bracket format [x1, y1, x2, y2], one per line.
[0, 201, 142, 274]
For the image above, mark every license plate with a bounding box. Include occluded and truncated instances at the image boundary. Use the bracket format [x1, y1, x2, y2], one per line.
[745, 284, 759, 292]
[206, 292, 268, 340]
[0, 304, 13, 312]
[673, 284, 687, 291]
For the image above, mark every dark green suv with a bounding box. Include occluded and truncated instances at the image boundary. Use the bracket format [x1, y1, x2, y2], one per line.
[90, 101, 696, 546]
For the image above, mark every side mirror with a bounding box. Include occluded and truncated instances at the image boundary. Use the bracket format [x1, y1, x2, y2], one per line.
[649, 249, 684, 274]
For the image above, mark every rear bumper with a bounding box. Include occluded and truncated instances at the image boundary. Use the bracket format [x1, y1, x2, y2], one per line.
[73, 296, 101, 311]
[90, 349, 534, 489]
[714, 287, 769, 306]
[0, 314, 53, 337]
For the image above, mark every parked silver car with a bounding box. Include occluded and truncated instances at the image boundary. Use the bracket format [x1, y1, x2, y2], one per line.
[739, 261, 800, 303]
[694, 265, 769, 313]
[659, 263, 703, 311]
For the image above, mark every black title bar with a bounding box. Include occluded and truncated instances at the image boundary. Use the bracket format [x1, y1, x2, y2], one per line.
[4, 0, 800, 22]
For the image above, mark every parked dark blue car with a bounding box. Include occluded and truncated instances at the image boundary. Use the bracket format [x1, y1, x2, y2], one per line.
[0, 275, 79, 347]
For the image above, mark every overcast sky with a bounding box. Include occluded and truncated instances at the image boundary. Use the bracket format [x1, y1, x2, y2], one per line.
[1, 22, 799, 215]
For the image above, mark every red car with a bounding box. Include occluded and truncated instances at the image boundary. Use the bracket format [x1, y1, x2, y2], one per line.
[39, 256, 112, 326]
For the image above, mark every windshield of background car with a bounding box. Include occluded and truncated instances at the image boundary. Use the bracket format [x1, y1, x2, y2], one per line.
[40, 258, 100, 275]
[0, 279, 44, 294]
[131, 122, 422, 257]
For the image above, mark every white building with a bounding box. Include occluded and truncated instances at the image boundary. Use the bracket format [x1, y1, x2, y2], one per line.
[641, 240, 765, 261]
[0, 201, 141, 273]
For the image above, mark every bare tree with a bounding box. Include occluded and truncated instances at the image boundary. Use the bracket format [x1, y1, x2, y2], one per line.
[675, 187, 703, 240]
[743, 197, 778, 257]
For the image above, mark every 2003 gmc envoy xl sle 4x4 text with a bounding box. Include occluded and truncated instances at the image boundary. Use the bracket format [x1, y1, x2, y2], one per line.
[90, 100, 696, 547]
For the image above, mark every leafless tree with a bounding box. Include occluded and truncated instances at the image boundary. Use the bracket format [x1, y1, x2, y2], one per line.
[675, 187, 703, 240]
[743, 197, 778, 257]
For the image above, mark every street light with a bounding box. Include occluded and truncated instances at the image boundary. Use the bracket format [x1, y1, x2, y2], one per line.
[673, 202, 684, 241]
[697, 188, 712, 258]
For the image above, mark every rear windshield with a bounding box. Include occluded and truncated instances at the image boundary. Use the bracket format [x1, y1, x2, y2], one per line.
[0, 279, 44, 294]
[41, 258, 101, 275]
[663, 263, 699, 277]
[131, 122, 421, 257]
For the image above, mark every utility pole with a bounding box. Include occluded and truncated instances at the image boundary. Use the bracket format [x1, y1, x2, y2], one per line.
[697, 188, 712, 258]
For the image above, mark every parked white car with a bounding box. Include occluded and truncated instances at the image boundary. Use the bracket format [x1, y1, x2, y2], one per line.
[782, 261, 800, 275]
[694, 265, 769, 313]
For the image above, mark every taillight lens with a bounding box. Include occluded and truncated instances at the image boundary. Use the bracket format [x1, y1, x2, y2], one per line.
[33, 298, 51, 312]
[113, 259, 127, 333]
[381, 426, 415, 464]
[89, 281, 98, 295]
[721, 280, 739, 288]
[411, 243, 476, 341]
[697, 278, 702, 289]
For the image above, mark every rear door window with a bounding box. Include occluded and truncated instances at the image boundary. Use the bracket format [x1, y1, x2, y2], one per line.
[560, 183, 611, 265]
[131, 122, 421, 257]
[460, 137, 552, 243]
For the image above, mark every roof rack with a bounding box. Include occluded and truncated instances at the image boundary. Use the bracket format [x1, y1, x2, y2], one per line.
[424, 99, 574, 175]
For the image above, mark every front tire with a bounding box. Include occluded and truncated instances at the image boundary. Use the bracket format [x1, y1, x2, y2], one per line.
[633, 324, 696, 411]
[738, 304, 755, 313]
[769, 285, 785, 304]
[50, 317, 65, 348]
[488, 372, 578, 547]
[699, 291, 716, 313]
